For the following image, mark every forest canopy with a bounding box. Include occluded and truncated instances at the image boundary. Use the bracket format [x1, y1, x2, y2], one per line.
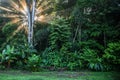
[0, 0, 120, 71]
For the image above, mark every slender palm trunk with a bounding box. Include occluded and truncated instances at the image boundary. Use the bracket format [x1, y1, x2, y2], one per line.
[73, 25, 79, 43]
[26, 0, 36, 48]
[73, 23, 82, 43]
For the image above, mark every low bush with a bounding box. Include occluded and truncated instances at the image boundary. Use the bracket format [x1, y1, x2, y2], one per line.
[0, 44, 38, 71]
[0, 45, 17, 68]
[26, 54, 41, 71]
[80, 48, 104, 71]
[103, 41, 120, 70]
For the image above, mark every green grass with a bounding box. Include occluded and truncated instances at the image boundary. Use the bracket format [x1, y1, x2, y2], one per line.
[0, 70, 119, 80]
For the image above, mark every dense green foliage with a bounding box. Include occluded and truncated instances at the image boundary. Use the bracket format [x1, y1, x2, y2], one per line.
[0, 0, 120, 71]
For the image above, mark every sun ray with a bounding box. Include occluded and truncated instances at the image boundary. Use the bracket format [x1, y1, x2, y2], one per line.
[19, 0, 28, 13]
[1, 22, 27, 49]
[0, 6, 13, 12]
[0, 0, 54, 45]
[10, 18, 21, 24]
[9, 0, 20, 12]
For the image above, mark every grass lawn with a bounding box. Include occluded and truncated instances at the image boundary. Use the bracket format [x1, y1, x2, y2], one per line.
[0, 70, 119, 80]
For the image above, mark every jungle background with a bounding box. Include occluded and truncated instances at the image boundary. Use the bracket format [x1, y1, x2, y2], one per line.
[0, 0, 120, 72]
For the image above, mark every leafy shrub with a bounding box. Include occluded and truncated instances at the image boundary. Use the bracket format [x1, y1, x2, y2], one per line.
[80, 48, 104, 71]
[0, 53, 5, 69]
[14, 44, 38, 69]
[0, 44, 38, 70]
[1, 22, 28, 51]
[41, 48, 62, 70]
[26, 54, 41, 71]
[14, 44, 36, 69]
[49, 17, 71, 50]
[103, 41, 120, 70]
[65, 52, 83, 71]
[2, 23, 17, 37]
[41, 47, 83, 71]
[1, 45, 17, 68]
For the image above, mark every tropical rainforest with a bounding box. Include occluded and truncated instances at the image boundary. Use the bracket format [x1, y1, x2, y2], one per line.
[0, 0, 120, 72]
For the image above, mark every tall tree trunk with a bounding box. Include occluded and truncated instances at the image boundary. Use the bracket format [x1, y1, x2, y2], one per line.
[73, 23, 82, 43]
[26, 0, 36, 48]
[73, 25, 79, 43]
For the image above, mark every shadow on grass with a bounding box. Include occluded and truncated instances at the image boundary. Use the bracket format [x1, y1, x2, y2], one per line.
[112, 72, 120, 80]
[113, 76, 120, 80]
[29, 79, 43, 80]
[5, 79, 44, 80]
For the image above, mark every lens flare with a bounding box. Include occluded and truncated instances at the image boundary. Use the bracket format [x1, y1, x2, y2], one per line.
[0, 0, 54, 45]
[0, 0, 54, 32]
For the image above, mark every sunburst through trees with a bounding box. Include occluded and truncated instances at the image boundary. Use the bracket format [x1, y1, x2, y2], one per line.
[0, 0, 54, 47]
